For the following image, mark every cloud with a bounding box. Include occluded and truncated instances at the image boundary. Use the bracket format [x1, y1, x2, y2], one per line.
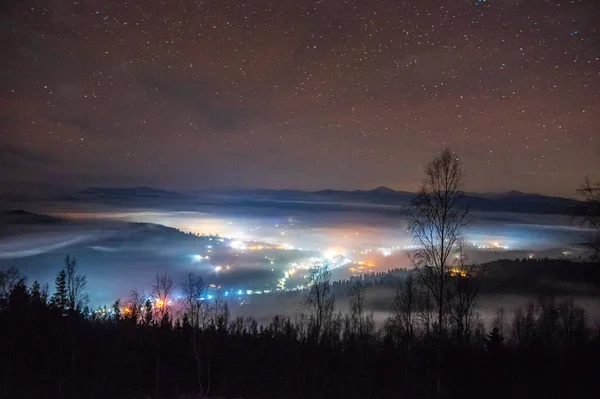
[134, 69, 256, 132]
[0, 233, 94, 259]
[43, 114, 103, 136]
[0, 143, 57, 166]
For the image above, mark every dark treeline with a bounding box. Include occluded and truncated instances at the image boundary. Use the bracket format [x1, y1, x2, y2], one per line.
[478, 258, 600, 295]
[1, 258, 600, 399]
[331, 259, 600, 297]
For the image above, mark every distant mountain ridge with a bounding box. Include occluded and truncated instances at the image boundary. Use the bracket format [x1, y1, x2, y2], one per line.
[62, 186, 583, 215]
[78, 186, 187, 199]
[0, 209, 65, 226]
[57, 186, 188, 202]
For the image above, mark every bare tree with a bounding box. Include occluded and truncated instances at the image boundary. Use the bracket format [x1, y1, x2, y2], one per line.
[417, 284, 436, 337]
[302, 263, 335, 343]
[392, 273, 418, 341]
[151, 273, 173, 399]
[406, 148, 469, 399]
[152, 272, 173, 321]
[348, 281, 375, 340]
[492, 308, 506, 338]
[557, 298, 587, 347]
[0, 267, 24, 308]
[181, 271, 207, 329]
[212, 296, 230, 333]
[406, 148, 469, 334]
[577, 175, 600, 260]
[126, 288, 145, 323]
[64, 256, 88, 314]
[181, 272, 208, 396]
[511, 302, 538, 347]
[447, 247, 479, 343]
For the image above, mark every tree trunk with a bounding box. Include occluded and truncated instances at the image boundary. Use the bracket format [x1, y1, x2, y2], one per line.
[155, 347, 160, 399]
[436, 344, 442, 399]
[206, 349, 211, 398]
[192, 329, 204, 397]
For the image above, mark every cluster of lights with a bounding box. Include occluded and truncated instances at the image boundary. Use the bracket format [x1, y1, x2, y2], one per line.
[264, 256, 275, 265]
[324, 247, 345, 260]
[229, 240, 247, 250]
[277, 267, 298, 290]
[187, 230, 420, 298]
[349, 261, 377, 275]
[230, 241, 298, 252]
[380, 248, 393, 257]
[192, 232, 402, 297]
[475, 242, 509, 250]
[181, 231, 225, 241]
[179, 220, 560, 307]
[89, 308, 116, 317]
[449, 268, 468, 278]
[219, 288, 275, 298]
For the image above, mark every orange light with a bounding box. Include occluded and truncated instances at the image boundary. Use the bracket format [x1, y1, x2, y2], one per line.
[449, 268, 468, 277]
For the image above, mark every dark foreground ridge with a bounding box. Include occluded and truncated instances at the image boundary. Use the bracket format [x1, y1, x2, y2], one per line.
[0, 209, 65, 227]
[1, 260, 599, 399]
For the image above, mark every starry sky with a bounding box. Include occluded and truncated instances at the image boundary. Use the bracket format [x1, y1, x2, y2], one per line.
[1, 0, 598, 197]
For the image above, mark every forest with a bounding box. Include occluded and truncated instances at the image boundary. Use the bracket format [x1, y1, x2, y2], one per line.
[1, 256, 599, 399]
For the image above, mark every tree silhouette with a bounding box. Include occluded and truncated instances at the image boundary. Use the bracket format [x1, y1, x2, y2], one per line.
[406, 147, 469, 334]
[486, 327, 504, 353]
[181, 271, 208, 396]
[406, 148, 469, 398]
[50, 269, 68, 312]
[64, 255, 88, 314]
[578, 175, 600, 259]
[392, 273, 418, 341]
[152, 272, 173, 321]
[448, 247, 480, 343]
[0, 267, 24, 307]
[347, 280, 375, 341]
[302, 263, 335, 343]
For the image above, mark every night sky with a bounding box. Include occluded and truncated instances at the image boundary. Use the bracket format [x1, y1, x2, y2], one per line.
[1, 0, 598, 197]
